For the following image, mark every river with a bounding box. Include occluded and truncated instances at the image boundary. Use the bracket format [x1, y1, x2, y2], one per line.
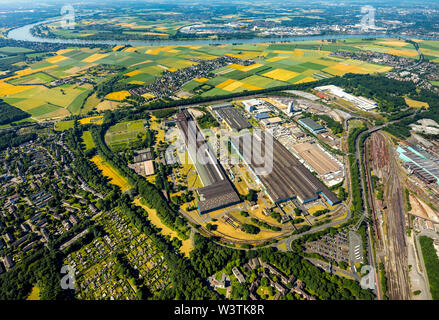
[8, 17, 439, 47]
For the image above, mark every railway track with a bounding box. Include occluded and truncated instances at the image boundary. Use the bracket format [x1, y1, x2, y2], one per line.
[364, 134, 382, 241]
[381, 133, 411, 300]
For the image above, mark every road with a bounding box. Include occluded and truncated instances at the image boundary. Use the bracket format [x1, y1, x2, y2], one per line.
[277, 204, 351, 251]
[305, 257, 361, 281]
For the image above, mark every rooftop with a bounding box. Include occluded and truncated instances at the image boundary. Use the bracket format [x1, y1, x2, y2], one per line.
[215, 106, 251, 131]
[176, 110, 240, 213]
[230, 132, 339, 205]
[298, 118, 325, 132]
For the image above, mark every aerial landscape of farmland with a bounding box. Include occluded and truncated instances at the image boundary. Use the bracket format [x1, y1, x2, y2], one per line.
[1, 0, 439, 309]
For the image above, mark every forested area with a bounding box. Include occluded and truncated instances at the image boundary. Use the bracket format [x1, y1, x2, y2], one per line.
[384, 88, 439, 139]
[0, 100, 30, 125]
[190, 234, 375, 300]
[0, 130, 36, 151]
[314, 114, 343, 134]
[332, 74, 416, 113]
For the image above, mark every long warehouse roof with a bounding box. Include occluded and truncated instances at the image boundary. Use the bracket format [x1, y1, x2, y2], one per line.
[230, 131, 339, 204]
[176, 110, 240, 213]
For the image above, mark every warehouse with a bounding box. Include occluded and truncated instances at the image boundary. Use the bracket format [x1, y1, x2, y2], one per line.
[261, 117, 283, 128]
[215, 106, 251, 131]
[291, 142, 343, 177]
[176, 111, 240, 213]
[298, 118, 327, 134]
[255, 112, 269, 120]
[242, 99, 264, 113]
[397, 145, 439, 185]
[230, 132, 340, 205]
[315, 85, 378, 111]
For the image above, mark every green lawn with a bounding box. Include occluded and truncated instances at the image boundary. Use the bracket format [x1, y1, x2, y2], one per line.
[67, 89, 92, 114]
[0, 46, 33, 53]
[105, 119, 145, 149]
[419, 236, 439, 300]
[55, 119, 75, 131]
[82, 131, 95, 150]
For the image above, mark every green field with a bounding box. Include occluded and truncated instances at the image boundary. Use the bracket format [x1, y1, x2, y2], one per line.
[0, 37, 433, 121]
[8, 72, 56, 85]
[105, 119, 146, 149]
[419, 236, 439, 300]
[55, 119, 75, 131]
[82, 131, 95, 150]
[0, 46, 33, 53]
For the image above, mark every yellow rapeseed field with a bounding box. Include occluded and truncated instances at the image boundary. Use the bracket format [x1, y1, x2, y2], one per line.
[105, 90, 131, 101]
[56, 48, 74, 55]
[405, 97, 429, 109]
[377, 40, 408, 47]
[229, 63, 263, 72]
[387, 49, 418, 57]
[216, 79, 262, 92]
[91, 155, 132, 191]
[112, 45, 125, 51]
[141, 93, 155, 99]
[125, 70, 141, 77]
[194, 77, 209, 83]
[263, 68, 299, 81]
[266, 56, 288, 62]
[46, 55, 68, 63]
[79, 116, 103, 125]
[0, 81, 34, 96]
[295, 76, 317, 84]
[82, 53, 109, 63]
[216, 79, 235, 89]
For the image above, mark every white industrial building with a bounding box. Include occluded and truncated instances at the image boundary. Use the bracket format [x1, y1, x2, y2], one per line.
[242, 99, 265, 113]
[315, 85, 378, 111]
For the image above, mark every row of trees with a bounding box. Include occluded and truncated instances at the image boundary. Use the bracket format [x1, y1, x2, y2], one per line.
[419, 236, 439, 300]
